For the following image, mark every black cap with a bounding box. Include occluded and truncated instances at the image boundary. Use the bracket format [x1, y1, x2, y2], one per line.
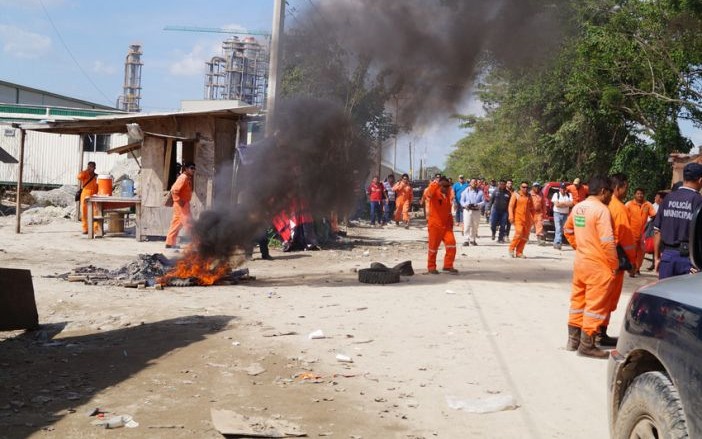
[683, 162, 702, 181]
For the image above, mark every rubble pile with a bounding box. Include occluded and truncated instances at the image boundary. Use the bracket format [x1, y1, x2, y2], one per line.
[60, 253, 174, 287]
[57, 254, 254, 288]
[30, 185, 76, 208]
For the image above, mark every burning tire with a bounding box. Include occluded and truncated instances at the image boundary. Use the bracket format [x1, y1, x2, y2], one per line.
[358, 268, 400, 285]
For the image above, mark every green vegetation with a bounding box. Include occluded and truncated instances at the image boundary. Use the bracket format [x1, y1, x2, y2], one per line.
[446, 0, 702, 197]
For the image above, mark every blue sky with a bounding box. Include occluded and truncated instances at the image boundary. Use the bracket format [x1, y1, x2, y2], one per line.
[0, 0, 283, 111]
[0, 0, 698, 170]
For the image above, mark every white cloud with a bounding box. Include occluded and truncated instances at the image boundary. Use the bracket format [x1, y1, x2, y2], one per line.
[91, 60, 116, 75]
[169, 44, 208, 76]
[0, 25, 51, 58]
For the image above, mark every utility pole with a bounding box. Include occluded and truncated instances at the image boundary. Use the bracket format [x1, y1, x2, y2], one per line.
[408, 140, 413, 179]
[265, 0, 285, 136]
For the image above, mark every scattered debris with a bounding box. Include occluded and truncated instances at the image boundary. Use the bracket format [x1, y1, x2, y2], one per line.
[55, 256, 254, 288]
[335, 354, 353, 363]
[244, 363, 267, 376]
[210, 408, 307, 438]
[262, 330, 298, 338]
[445, 394, 519, 414]
[307, 329, 325, 340]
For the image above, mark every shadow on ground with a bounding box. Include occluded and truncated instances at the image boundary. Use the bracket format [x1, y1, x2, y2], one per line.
[0, 315, 233, 439]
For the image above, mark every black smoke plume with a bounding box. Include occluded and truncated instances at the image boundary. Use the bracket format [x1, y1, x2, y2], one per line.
[297, 0, 564, 127]
[190, 1, 563, 259]
[192, 98, 370, 258]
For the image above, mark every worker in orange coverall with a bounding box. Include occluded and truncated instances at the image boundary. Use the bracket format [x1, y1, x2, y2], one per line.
[599, 173, 636, 346]
[567, 178, 589, 204]
[393, 173, 413, 229]
[425, 176, 457, 274]
[508, 181, 535, 258]
[563, 175, 618, 359]
[530, 182, 545, 245]
[165, 162, 196, 249]
[77, 161, 99, 235]
[625, 187, 655, 275]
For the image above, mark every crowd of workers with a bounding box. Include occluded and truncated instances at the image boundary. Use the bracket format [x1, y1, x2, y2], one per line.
[368, 163, 702, 358]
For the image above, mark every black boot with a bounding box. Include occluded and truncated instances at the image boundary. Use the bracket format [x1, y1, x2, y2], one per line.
[566, 325, 581, 351]
[595, 326, 618, 347]
[577, 332, 609, 359]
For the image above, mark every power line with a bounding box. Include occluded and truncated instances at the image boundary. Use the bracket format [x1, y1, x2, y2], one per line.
[38, 0, 113, 106]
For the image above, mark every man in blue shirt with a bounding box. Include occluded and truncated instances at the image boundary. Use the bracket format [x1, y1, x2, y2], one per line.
[653, 162, 702, 279]
[452, 175, 469, 226]
[460, 178, 485, 246]
[490, 180, 511, 243]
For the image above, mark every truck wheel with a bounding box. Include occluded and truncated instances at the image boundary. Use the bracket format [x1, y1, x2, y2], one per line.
[358, 268, 400, 285]
[614, 371, 688, 439]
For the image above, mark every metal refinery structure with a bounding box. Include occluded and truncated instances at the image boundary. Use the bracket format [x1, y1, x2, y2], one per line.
[116, 44, 143, 113]
[204, 37, 269, 107]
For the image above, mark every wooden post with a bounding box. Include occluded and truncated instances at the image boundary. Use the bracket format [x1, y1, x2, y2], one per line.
[15, 128, 25, 234]
[163, 138, 173, 188]
[75, 135, 84, 221]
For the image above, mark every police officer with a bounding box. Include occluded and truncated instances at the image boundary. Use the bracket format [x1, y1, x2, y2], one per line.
[653, 162, 702, 279]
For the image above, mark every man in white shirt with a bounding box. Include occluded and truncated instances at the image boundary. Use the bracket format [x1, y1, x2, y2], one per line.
[460, 178, 485, 246]
[551, 182, 573, 250]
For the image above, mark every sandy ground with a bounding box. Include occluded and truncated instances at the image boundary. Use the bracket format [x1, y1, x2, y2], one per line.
[0, 213, 656, 439]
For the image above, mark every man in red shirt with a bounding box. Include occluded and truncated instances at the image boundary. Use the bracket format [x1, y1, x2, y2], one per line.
[425, 177, 457, 274]
[366, 176, 386, 226]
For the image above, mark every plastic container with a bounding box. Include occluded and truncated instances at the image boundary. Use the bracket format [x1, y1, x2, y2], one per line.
[97, 174, 113, 196]
[120, 178, 134, 197]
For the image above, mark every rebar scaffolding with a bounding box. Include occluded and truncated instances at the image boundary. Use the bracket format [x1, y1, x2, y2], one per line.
[204, 37, 268, 107]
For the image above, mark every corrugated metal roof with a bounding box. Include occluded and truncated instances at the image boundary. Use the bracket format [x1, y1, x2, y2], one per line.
[19, 105, 261, 135]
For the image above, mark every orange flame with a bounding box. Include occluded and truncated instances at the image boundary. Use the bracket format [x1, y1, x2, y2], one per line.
[158, 247, 231, 286]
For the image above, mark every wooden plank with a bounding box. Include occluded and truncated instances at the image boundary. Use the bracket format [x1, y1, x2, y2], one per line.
[163, 138, 173, 190]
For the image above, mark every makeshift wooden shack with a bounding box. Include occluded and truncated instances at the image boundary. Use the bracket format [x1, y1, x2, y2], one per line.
[20, 104, 258, 238]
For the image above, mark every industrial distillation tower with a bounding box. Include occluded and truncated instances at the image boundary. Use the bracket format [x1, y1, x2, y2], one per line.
[116, 44, 143, 112]
[204, 37, 268, 107]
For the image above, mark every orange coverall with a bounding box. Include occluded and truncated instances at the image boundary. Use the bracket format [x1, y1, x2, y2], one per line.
[625, 199, 655, 272]
[563, 197, 618, 336]
[530, 192, 544, 237]
[605, 196, 636, 324]
[393, 181, 413, 223]
[166, 173, 193, 246]
[77, 170, 99, 234]
[567, 184, 589, 205]
[425, 182, 456, 271]
[508, 192, 534, 256]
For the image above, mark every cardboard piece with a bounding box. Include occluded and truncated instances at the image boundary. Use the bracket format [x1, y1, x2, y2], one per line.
[210, 409, 306, 438]
[0, 268, 38, 330]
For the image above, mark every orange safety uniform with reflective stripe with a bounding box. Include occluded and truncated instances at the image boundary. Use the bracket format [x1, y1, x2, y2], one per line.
[508, 191, 534, 256]
[530, 192, 544, 237]
[393, 181, 413, 223]
[166, 173, 194, 246]
[567, 184, 589, 205]
[605, 196, 636, 323]
[425, 182, 456, 271]
[563, 196, 618, 335]
[77, 170, 99, 234]
[625, 199, 655, 272]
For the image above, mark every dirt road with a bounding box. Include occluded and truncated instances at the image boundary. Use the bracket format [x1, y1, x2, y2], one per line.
[0, 216, 654, 438]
